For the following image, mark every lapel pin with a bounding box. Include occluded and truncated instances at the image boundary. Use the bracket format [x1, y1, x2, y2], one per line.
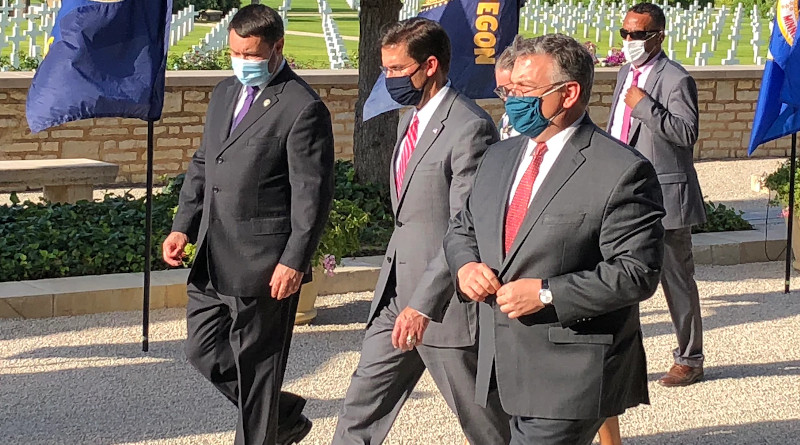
[432, 128, 439, 134]
[263, 98, 271, 107]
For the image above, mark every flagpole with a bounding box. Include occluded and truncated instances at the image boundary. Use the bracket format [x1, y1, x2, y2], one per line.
[142, 120, 154, 352]
[787, 132, 798, 294]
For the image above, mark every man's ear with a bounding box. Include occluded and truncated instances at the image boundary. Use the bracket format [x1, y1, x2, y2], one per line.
[562, 82, 582, 109]
[425, 56, 439, 77]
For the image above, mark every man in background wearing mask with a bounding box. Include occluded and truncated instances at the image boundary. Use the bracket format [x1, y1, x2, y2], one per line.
[444, 33, 665, 445]
[609, 2, 706, 388]
[495, 40, 519, 140]
[333, 17, 510, 445]
[163, 5, 334, 444]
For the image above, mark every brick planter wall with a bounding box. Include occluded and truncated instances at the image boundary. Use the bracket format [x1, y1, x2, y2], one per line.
[0, 66, 783, 185]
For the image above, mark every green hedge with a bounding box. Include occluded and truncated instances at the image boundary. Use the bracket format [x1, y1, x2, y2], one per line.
[0, 162, 383, 282]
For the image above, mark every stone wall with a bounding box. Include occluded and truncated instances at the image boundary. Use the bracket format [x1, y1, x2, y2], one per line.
[0, 66, 782, 185]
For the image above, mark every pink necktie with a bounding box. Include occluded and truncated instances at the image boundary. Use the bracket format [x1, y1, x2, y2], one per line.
[395, 115, 420, 196]
[504, 142, 548, 256]
[619, 69, 641, 143]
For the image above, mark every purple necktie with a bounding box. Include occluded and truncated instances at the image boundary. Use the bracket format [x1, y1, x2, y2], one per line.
[231, 85, 259, 133]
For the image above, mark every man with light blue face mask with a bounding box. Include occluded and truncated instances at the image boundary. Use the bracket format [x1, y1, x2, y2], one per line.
[163, 4, 334, 445]
[444, 34, 665, 445]
[608, 2, 707, 390]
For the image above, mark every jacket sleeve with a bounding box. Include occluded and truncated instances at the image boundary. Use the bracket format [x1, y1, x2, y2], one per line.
[631, 73, 699, 149]
[279, 100, 336, 272]
[171, 99, 211, 243]
[408, 117, 498, 320]
[549, 158, 666, 326]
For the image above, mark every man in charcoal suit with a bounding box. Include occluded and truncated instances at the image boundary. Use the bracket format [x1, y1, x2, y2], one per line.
[444, 34, 665, 444]
[333, 17, 511, 445]
[163, 5, 334, 445]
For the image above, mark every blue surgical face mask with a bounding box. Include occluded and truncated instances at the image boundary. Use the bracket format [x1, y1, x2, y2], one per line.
[385, 63, 426, 106]
[231, 50, 274, 87]
[504, 84, 565, 138]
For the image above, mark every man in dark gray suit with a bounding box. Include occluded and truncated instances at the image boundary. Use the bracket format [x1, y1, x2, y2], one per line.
[333, 18, 510, 445]
[444, 34, 665, 445]
[608, 2, 706, 387]
[162, 5, 334, 445]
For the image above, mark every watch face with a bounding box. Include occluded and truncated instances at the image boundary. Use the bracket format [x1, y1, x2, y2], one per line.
[539, 289, 552, 304]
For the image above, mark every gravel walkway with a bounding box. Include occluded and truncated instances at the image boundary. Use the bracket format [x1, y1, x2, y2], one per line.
[2, 158, 799, 444]
[2, 262, 800, 445]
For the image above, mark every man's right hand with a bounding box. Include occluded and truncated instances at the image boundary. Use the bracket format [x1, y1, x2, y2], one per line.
[162, 232, 189, 267]
[457, 262, 502, 302]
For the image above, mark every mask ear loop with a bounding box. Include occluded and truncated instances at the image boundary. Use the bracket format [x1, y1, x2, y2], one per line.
[541, 82, 569, 123]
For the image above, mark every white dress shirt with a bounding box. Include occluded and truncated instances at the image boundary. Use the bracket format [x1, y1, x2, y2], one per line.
[609, 54, 660, 141]
[507, 113, 585, 207]
[395, 81, 452, 173]
[233, 59, 287, 117]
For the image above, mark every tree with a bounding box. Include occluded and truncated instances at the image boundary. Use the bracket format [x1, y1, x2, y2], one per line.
[353, 0, 402, 187]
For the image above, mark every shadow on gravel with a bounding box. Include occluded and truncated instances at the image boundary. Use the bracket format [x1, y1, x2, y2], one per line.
[313, 298, 372, 325]
[642, 291, 800, 337]
[626, 419, 800, 445]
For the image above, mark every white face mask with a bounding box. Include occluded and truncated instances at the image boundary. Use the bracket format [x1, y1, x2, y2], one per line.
[622, 32, 659, 66]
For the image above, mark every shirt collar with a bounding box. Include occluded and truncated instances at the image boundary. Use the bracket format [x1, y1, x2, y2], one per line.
[412, 80, 451, 128]
[536, 112, 585, 153]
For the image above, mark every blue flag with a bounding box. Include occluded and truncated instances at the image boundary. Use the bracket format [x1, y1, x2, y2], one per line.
[363, 0, 520, 121]
[26, 0, 172, 133]
[748, 0, 800, 155]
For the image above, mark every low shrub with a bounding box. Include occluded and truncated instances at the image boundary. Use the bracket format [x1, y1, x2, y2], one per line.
[692, 201, 753, 233]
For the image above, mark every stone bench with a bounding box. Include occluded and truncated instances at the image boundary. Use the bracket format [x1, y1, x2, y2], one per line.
[0, 158, 119, 203]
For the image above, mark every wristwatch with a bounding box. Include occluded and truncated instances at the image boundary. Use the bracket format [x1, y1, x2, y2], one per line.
[539, 279, 553, 305]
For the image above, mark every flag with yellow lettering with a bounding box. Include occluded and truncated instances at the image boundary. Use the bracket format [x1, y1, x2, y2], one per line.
[363, 0, 520, 121]
[419, 0, 520, 98]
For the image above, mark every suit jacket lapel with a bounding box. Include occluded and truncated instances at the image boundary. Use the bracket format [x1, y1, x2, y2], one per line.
[500, 118, 592, 274]
[395, 88, 458, 214]
[218, 67, 292, 157]
[607, 64, 630, 132]
[494, 136, 529, 265]
[390, 111, 413, 212]
[628, 53, 667, 144]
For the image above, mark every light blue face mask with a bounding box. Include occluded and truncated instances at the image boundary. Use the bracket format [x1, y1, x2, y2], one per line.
[231, 50, 274, 87]
[504, 83, 565, 138]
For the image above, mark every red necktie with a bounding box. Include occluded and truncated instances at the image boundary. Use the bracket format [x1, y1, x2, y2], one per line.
[619, 69, 641, 143]
[395, 115, 420, 196]
[504, 142, 548, 256]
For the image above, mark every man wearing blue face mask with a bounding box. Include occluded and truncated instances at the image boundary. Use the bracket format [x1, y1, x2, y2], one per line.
[333, 17, 510, 445]
[444, 34, 665, 445]
[163, 4, 334, 445]
[609, 2, 706, 389]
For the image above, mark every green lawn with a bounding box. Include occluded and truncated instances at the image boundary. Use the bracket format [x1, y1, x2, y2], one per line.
[261, 0, 355, 14]
[517, 17, 771, 66]
[167, 24, 220, 58]
[287, 15, 360, 37]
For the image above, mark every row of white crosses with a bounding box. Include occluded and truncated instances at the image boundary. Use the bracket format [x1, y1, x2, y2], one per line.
[345, 0, 359, 13]
[318, 0, 350, 69]
[278, 0, 292, 28]
[169, 5, 196, 48]
[399, 0, 419, 21]
[520, 0, 769, 66]
[0, 0, 60, 69]
[191, 8, 238, 53]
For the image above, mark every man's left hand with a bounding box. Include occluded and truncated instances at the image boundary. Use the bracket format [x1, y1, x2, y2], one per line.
[496, 278, 545, 319]
[269, 264, 304, 300]
[624, 85, 647, 109]
[391, 307, 430, 351]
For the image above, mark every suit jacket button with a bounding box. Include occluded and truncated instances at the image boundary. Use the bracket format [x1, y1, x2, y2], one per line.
[387, 257, 392, 263]
[396, 221, 403, 227]
[212, 186, 219, 193]
[216, 157, 223, 164]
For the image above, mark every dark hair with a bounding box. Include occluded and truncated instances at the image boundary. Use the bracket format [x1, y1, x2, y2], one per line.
[381, 17, 451, 75]
[228, 4, 284, 44]
[512, 34, 595, 106]
[628, 2, 666, 31]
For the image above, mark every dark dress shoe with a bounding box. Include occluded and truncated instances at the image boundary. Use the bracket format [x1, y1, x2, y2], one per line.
[277, 415, 312, 445]
[658, 364, 704, 387]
